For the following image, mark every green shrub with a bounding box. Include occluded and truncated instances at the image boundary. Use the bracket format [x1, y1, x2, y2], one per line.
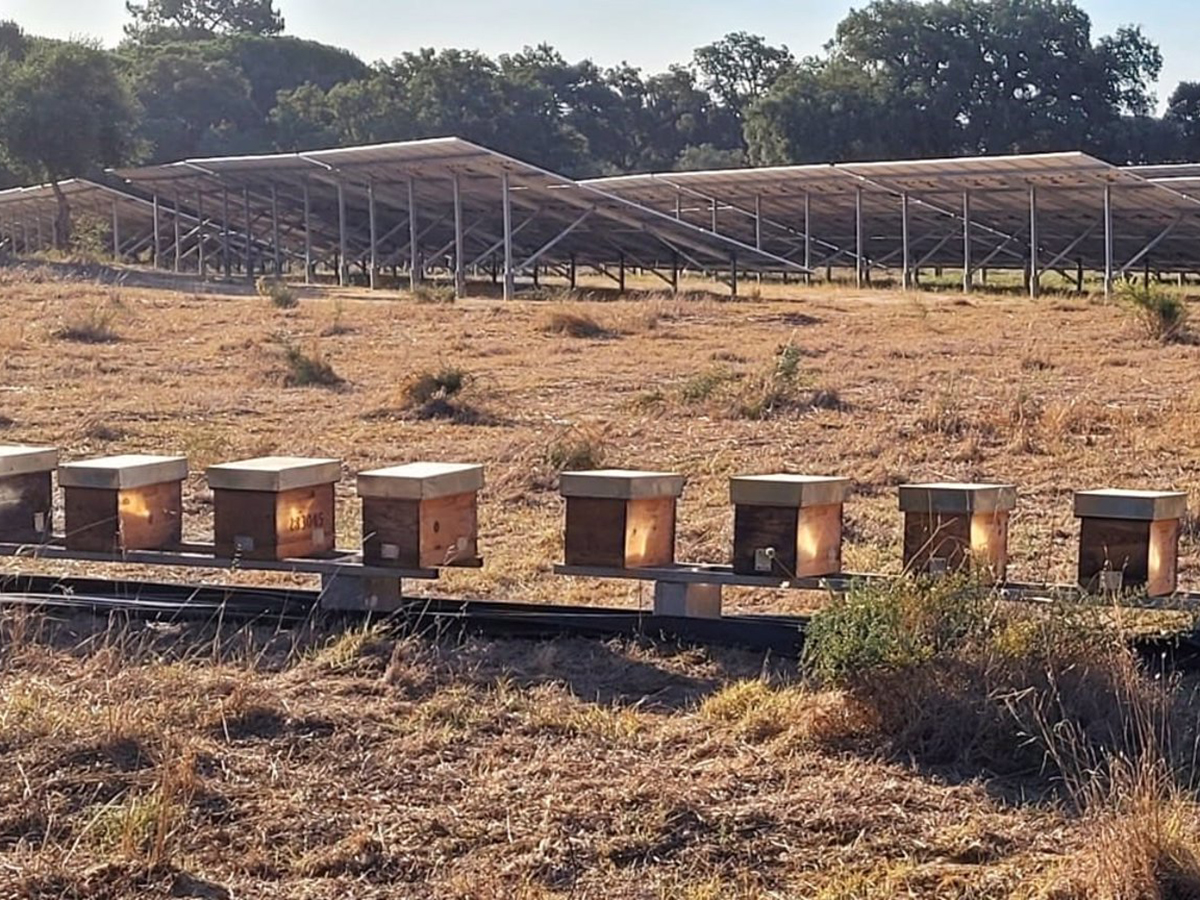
[402, 366, 470, 419]
[679, 367, 737, 403]
[282, 340, 342, 388]
[1121, 282, 1189, 342]
[411, 284, 456, 304]
[257, 276, 298, 309]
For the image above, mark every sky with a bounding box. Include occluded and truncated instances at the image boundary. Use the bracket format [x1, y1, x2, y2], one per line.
[2, 0, 1199, 105]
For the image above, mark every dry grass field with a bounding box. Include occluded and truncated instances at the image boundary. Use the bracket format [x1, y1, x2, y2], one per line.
[3, 262, 1200, 898]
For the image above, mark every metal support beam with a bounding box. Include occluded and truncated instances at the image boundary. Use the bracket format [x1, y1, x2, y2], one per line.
[271, 185, 281, 276]
[711, 198, 718, 233]
[618, 253, 626, 294]
[453, 173, 465, 299]
[243, 187, 252, 280]
[516, 208, 593, 272]
[111, 201, 120, 262]
[962, 190, 972, 293]
[1103, 182, 1114, 299]
[302, 181, 312, 285]
[754, 194, 763, 251]
[197, 190, 206, 277]
[730, 252, 738, 297]
[803, 191, 812, 284]
[337, 181, 347, 287]
[221, 188, 231, 278]
[368, 180, 378, 291]
[408, 178, 419, 292]
[901, 192, 911, 291]
[1029, 185, 1039, 299]
[854, 187, 864, 289]
[173, 191, 182, 274]
[152, 194, 161, 269]
[502, 172, 514, 301]
[1119, 216, 1182, 275]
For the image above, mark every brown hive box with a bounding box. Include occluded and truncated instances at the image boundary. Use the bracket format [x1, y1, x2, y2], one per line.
[0, 445, 58, 543]
[730, 474, 851, 577]
[560, 469, 685, 569]
[1074, 489, 1187, 597]
[898, 482, 1016, 580]
[357, 462, 484, 569]
[207, 456, 341, 561]
[59, 454, 188, 552]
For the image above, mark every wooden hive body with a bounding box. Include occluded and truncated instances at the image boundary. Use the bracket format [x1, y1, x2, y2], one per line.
[899, 483, 1016, 581]
[357, 462, 484, 569]
[60, 454, 187, 552]
[0, 445, 58, 543]
[730, 475, 851, 577]
[208, 457, 340, 561]
[560, 470, 684, 569]
[1075, 490, 1187, 597]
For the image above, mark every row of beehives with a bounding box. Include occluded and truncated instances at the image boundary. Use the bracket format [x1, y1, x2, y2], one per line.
[0, 447, 485, 568]
[558, 472, 1189, 597]
[0, 447, 1189, 596]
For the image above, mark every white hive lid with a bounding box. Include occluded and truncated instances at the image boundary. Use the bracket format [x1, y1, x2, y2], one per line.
[559, 469, 686, 500]
[730, 474, 851, 508]
[207, 456, 342, 492]
[898, 482, 1017, 514]
[0, 445, 58, 478]
[58, 454, 188, 490]
[1074, 489, 1187, 521]
[357, 462, 485, 500]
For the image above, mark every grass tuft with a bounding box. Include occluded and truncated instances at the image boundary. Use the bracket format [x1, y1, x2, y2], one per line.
[281, 339, 343, 388]
[256, 276, 298, 309]
[1121, 282, 1190, 342]
[55, 303, 120, 343]
[539, 308, 613, 339]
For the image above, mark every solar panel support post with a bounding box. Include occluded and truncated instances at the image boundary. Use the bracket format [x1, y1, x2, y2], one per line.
[1028, 184, 1039, 299]
[173, 191, 182, 274]
[367, 179, 378, 291]
[962, 190, 972, 293]
[803, 191, 812, 285]
[754, 194, 763, 251]
[111, 200, 120, 262]
[618, 253, 626, 294]
[337, 181, 347, 287]
[1103, 182, 1113, 300]
[453, 173, 466, 299]
[670, 251, 679, 294]
[302, 181, 311, 285]
[221, 188, 231, 279]
[901, 192, 911, 291]
[730, 251, 738, 297]
[710, 197, 718, 233]
[408, 178, 420, 292]
[569, 253, 577, 290]
[270, 184, 281, 276]
[855, 187, 864, 289]
[242, 187, 252, 281]
[196, 190, 206, 277]
[34, 213, 41, 253]
[152, 193, 161, 269]
[502, 172, 514, 302]
[675, 192, 682, 220]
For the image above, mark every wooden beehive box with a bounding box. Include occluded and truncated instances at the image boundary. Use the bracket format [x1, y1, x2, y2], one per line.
[898, 482, 1016, 580]
[730, 474, 851, 577]
[357, 462, 484, 568]
[59, 454, 187, 552]
[207, 456, 341, 561]
[1074, 489, 1187, 597]
[560, 469, 685, 569]
[0, 445, 58, 544]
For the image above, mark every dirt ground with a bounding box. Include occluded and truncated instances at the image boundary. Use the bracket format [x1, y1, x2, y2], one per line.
[1, 264, 1199, 898]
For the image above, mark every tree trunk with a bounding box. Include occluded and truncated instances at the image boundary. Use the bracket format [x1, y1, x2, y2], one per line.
[51, 180, 71, 252]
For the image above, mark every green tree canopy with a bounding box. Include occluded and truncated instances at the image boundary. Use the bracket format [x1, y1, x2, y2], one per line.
[0, 40, 139, 246]
[124, 0, 284, 42]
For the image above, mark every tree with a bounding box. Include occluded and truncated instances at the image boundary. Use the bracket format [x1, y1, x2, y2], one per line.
[125, 0, 284, 42]
[127, 45, 258, 161]
[693, 33, 794, 122]
[0, 41, 139, 248]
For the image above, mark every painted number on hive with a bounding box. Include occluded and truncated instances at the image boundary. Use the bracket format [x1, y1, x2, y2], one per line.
[288, 511, 326, 533]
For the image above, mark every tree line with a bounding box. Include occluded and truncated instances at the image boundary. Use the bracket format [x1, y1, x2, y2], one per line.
[3, 0, 1200, 233]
